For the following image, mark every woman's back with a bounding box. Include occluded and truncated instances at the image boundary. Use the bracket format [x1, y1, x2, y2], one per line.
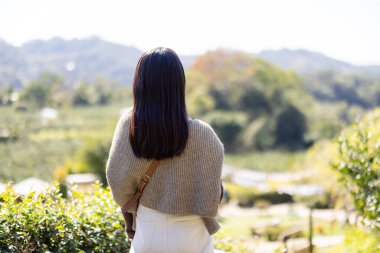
[105, 47, 224, 253]
[106, 109, 224, 232]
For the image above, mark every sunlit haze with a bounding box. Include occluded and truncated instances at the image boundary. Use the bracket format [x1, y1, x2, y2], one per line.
[0, 0, 379, 65]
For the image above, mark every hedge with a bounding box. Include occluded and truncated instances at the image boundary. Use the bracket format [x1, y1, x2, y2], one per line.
[0, 182, 129, 253]
[0, 182, 240, 252]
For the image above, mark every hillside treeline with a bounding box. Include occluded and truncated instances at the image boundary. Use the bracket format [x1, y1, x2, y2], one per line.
[2, 49, 378, 153]
[0, 73, 128, 109]
[185, 50, 312, 152]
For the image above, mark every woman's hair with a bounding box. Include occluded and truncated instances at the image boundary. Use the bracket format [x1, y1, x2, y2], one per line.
[129, 47, 190, 160]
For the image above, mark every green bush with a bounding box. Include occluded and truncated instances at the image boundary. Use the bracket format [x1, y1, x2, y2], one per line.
[333, 108, 380, 231]
[252, 192, 294, 205]
[0, 182, 130, 252]
[65, 136, 112, 186]
[294, 192, 333, 209]
[0, 182, 241, 252]
[213, 229, 252, 252]
[336, 226, 380, 253]
[225, 183, 293, 208]
[225, 182, 258, 207]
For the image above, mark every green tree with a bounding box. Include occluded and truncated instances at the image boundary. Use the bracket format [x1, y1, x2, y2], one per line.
[72, 82, 91, 106]
[19, 72, 64, 109]
[275, 104, 307, 149]
[0, 85, 13, 105]
[185, 49, 311, 151]
[203, 111, 247, 152]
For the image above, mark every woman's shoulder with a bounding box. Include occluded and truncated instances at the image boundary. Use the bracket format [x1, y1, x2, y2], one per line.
[189, 118, 224, 151]
[190, 118, 215, 134]
[118, 107, 133, 124]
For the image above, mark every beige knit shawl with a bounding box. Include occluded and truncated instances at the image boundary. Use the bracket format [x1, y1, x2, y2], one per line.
[106, 110, 224, 235]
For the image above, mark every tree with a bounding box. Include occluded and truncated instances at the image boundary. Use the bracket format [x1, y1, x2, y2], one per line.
[19, 72, 64, 108]
[275, 104, 307, 149]
[72, 82, 90, 106]
[185, 49, 310, 152]
[0, 85, 13, 105]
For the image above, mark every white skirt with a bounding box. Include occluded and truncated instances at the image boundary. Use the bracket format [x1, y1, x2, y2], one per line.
[129, 204, 214, 253]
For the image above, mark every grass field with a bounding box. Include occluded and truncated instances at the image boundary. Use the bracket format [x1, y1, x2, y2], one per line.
[0, 103, 129, 183]
[1, 102, 308, 183]
[225, 150, 306, 172]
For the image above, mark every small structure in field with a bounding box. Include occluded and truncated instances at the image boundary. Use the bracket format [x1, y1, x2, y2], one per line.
[66, 173, 100, 192]
[0, 183, 6, 193]
[13, 177, 51, 195]
[40, 107, 58, 119]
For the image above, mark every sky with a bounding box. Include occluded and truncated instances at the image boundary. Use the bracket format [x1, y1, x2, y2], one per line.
[0, 0, 379, 66]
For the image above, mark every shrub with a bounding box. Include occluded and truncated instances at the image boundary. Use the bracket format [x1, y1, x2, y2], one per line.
[225, 183, 293, 208]
[252, 192, 294, 205]
[332, 108, 380, 231]
[0, 182, 129, 252]
[293, 192, 333, 209]
[63, 136, 112, 187]
[213, 229, 252, 252]
[336, 226, 380, 253]
[224, 182, 258, 207]
[0, 182, 241, 252]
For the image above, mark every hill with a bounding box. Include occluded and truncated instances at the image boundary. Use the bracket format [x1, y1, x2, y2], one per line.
[1, 36, 379, 97]
[259, 48, 380, 77]
[0, 37, 196, 89]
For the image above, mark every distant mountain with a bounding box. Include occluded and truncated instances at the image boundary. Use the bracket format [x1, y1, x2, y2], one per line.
[1, 37, 380, 89]
[259, 49, 380, 77]
[0, 40, 29, 89]
[0, 37, 197, 89]
[22, 36, 142, 86]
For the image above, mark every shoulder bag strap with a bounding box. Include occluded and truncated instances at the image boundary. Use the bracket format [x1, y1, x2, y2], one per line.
[121, 159, 160, 214]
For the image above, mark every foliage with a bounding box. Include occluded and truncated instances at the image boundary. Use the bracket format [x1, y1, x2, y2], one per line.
[251, 192, 293, 206]
[18, 72, 64, 109]
[0, 85, 14, 105]
[305, 70, 380, 109]
[335, 226, 380, 253]
[0, 182, 130, 252]
[63, 136, 112, 186]
[0, 103, 124, 183]
[293, 192, 333, 209]
[213, 229, 252, 253]
[224, 183, 293, 208]
[333, 108, 380, 231]
[72, 82, 91, 106]
[275, 104, 307, 149]
[186, 49, 311, 151]
[225, 150, 305, 172]
[224, 182, 258, 207]
[16, 72, 121, 110]
[0, 183, 245, 253]
[202, 110, 248, 152]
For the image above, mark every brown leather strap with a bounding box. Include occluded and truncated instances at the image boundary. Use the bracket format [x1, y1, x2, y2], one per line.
[121, 159, 159, 214]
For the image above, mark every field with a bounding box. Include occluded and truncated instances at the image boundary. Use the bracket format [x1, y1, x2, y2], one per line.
[0, 102, 129, 183]
[1, 101, 304, 184]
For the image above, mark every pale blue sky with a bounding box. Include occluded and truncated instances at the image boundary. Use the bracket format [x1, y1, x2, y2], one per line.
[0, 0, 379, 65]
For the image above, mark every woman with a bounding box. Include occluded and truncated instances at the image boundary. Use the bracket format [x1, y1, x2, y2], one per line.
[106, 47, 224, 253]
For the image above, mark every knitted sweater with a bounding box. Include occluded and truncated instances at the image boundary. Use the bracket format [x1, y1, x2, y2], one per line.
[105, 109, 225, 236]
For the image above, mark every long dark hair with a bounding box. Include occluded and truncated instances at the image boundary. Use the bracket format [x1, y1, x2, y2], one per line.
[129, 47, 190, 160]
